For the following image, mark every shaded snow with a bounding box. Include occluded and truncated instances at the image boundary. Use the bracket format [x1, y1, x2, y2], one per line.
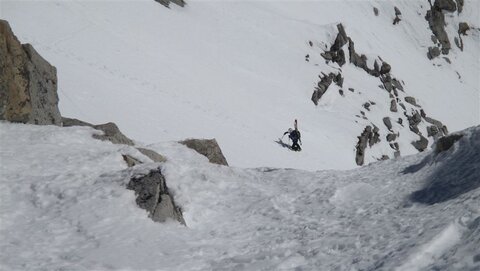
[1, 122, 479, 270]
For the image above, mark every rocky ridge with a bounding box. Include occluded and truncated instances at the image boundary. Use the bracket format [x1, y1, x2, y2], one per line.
[308, 22, 449, 165]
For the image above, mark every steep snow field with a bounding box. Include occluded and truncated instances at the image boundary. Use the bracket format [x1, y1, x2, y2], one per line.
[2, 0, 478, 170]
[1, 122, 479, 270]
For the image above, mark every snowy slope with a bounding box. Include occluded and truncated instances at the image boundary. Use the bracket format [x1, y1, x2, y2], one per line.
[1, 0, 478, 171]
[1, 122, 479, 270]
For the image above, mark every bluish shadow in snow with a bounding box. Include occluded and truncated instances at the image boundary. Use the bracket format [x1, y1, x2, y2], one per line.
[408, 128, 480, 205]
[274, 138, 291, 149]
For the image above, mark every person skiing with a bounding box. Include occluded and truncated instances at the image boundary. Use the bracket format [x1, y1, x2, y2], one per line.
[283, 119, 302, 151]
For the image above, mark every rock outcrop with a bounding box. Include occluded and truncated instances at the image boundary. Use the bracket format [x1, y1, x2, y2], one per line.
[435, 133, 463, 153]
[154, 0, 185, 8]
[62, 117, 134, 146]
[179, 138, 229, 166]
[0, 20, 61, 125]
[127, 169, 185, 225]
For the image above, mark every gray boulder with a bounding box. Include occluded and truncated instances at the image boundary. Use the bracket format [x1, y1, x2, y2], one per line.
[404, 96, 418, 106]
[425, 4, 451, 54]
[412, 135, 429, 152]
[137, 147, 167, 163]
[380, 62, 391, 74]
[383, 117, 393, 131]
[355, 125, 380, 166]
[373, 7, 379, 16]
[330, 24, 348, 51]
[435, 133, 463, 153]
[127, 169, 185, 225]
[0, 20, 61, 125]
[390, 99, 398, 112]
[427, 46, 441, 59]
[434, 0, 457, 12]
[62, 117, 134, 146]
[458, 22, 470, 35]
[179, 138, 229, 166]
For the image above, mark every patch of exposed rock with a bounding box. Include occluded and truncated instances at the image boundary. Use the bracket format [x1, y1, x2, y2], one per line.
[62, 117, 134, 146]
[179, 138, 229, 166]
[355, 125, 380, 166]
[0, 20, 61, 125]
[435, 133, 463, 153]
[154, 0, 185, 8]
[127, 169, 185, 225]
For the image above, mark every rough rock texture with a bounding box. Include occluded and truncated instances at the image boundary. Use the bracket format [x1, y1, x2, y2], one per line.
[412, 135, 429, 152]
[355, 125, 381, 166]
[154, 0, 185, 8]
[390, 99, 398, 112]
[123, 154, 142, 167]
[426, 0, 457, 55]
[0, 20, 61, 125]
[455, 0, 464, 13]
[427, 46, 441, 59]
[435, 133, 464, 153]
[312, 72, 334, 105]
[137, 147, 167, 163]
[458, 22, 470, 35]
[179, 138, 229, 166]
[127, 169, 185, 225]
[383, 117, 393, 131]
[404, 96, 418, 106]
[62, 117, 135, 146]
[92, 123, 134, 146]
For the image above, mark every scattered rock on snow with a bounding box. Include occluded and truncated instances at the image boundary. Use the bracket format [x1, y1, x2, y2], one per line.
[0, 20, 61, 125]
[62, 117, 135, 146]
[373, 7, 379, 16]
[383, 117, 393, 131]
[427, 46, 441, 59]
[179, 138, 229, 166]
[458, 22, 470, 35]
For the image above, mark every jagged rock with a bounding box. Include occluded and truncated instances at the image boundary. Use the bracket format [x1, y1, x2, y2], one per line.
[355, 126, 372, 166]
[334, 49, 346, 66]
[390, 142, 400, 151]
[154, 0, 185, 8]
[369, 126, 381, 147]
[123, 154, 142, 167]
[412, 135, 429, 152]
[454, 36, 464, 51]
[179, 138, 229, 166]
[394, 6, 402, 16]
[390, 99, 398, 112]
[312, 73, 334, 105]
[92, 123, 134, 146]
[0, 20, 61, 125]
[137, 147, 167, 163]
[435, 133, 463, 153]
[62, 117, 134, 146]
[393, 16, 401, 25]
[330, 24, 348, 51]
[427, 125, 440, 138]
[373, 7, 379, 16]
[407, 112, 422, 132]
[380, 62, 391, 74]
[383, 117, 393, 131]
[387, 133, 397, 142]
[427, 46, 441, 59]
[434, 0, 457, 12]
[426, 5, 451, 54]
[379, 155, 390, 161]
[339, 89, 344, 96]
[333, 73, 344, 87]
[404, 96, 418, 106]
[363, 102, 371, 111]
[399, 103, 406, 111]
[127, 169, 185, 225]
[455, 0, 464, 13]
[458, 22, 470, 35]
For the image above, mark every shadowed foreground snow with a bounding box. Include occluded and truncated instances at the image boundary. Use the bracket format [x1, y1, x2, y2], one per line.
[1, 122, 479, 270]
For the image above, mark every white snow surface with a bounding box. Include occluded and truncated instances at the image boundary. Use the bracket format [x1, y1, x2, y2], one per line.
[1, 122, 479, 270]
[1, 0, 479, 170]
